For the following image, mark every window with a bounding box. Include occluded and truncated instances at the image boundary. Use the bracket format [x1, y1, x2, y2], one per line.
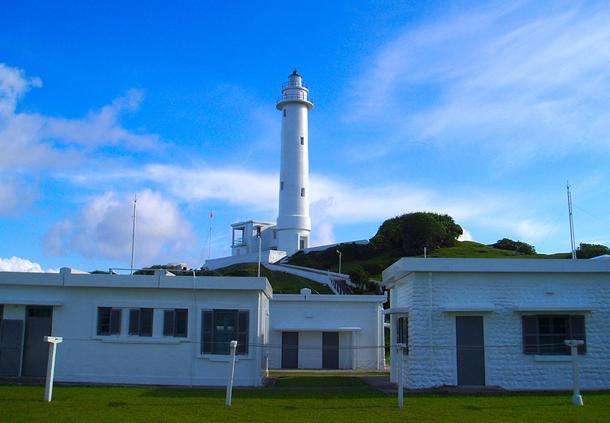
[283, 109, 286, 117]
[299, 237, 308, 250]
[280, 181, 284, 191]
[129, 308, 153, 337]
[97, 307, 122, 336]
[396, 316, 408, 353]
[300, 136, 304, 145]
[300, 187, 305, 197]
[164, 309, 188, 337]
[522, 315, 586, 355]
[201, 309, 249, 355]
[273, 229, 277, 239]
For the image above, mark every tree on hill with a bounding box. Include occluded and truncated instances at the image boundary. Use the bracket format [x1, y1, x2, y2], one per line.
[371, 212, 463, 256]
[576, 243, 610, 259]
[492, 238, 536, 255]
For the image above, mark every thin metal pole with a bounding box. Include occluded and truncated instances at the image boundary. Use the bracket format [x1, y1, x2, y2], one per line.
[130, 195, 137, 274]
[226, 340, 238, 406]
[397, 344, 404, 409]
[567, 182, 577, 260]
[43, 336, 63, 403]
[208, 210, 214, 259]
[565, 339, 584, 406]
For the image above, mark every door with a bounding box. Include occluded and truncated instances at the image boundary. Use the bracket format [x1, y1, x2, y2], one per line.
[322, 332, 339, 369]
[282, 332, 299, 369]
[22, 306, 53, 377]
[456, 316, 485, 386]
[0, 319, 24, 377]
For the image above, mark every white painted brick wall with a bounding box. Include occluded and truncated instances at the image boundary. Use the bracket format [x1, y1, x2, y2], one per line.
[390, 271, 610, 390]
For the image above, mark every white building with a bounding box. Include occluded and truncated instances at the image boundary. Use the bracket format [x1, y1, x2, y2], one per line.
[205, 70, 313, 270]
[268, 289, 386, 370]
[383, 258, 610, 390]
[0, 268, 385, 386]
[0, 268, 271, 386]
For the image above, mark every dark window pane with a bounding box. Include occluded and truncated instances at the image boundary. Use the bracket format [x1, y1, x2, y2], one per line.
[522, 316, 538, 354]
[202, 310, 213, 354]
[129, 309, 140, 335]
[110, 309, 121, 335]
[175, 309, 188, 338]
[237, 311, 249, 355]
[97, 307, 111, 336]
[163, 310, 175, 336]
[214, 310, 237, 354]
[140, 308, 153, 337]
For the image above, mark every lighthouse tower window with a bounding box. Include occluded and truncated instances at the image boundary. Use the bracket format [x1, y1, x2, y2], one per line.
[300, 136, 304, 145]
[300, 188, 305, 197]
[280, 181, 284, 190]
[283, 109, 286, 117]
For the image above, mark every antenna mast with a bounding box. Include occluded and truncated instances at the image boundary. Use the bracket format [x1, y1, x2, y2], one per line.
[130, 194, 137, 274]
[567, 182, 576, 260]
[207, 210, 214, 259]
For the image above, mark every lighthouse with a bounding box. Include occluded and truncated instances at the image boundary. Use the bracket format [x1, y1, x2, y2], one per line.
[275, 70, 313, 255]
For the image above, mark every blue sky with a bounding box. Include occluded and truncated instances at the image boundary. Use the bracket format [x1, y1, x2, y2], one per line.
[1, 0, 610, 272]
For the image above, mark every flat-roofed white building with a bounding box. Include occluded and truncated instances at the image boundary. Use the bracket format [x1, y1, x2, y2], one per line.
[383, 258, 610, 391]
[0, 268, 271, 387]
[268, 289, 386, 370]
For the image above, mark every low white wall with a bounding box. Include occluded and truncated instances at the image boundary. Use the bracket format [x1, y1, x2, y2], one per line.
[389, 271, 610, 390]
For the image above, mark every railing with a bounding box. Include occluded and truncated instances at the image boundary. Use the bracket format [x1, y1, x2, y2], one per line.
[281, 82, 308, 91]
[277, 92, 313, 104]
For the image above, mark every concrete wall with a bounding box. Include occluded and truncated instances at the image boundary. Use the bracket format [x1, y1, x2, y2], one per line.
[268, 294, 385, 370]
[0, 275, 270, 387]
[389, 271, 610, 390]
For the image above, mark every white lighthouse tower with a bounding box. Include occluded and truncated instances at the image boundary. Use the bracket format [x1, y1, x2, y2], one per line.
[275, 70, 313, 255]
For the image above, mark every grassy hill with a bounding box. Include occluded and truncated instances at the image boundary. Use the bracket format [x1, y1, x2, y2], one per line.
[212, 263, 333, 294]
[288, 240, 571, 281]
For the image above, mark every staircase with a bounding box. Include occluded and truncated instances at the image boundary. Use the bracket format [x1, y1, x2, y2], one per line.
[263, 263, 355, 295]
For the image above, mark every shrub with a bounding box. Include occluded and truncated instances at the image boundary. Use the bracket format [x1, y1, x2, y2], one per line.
[346, 264, 370, 287]
[576, 243, 610, 259]
[492, 238, 536, 255]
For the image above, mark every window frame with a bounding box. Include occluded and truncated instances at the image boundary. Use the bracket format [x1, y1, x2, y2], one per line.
[97, 307, 122, 336]
[163, 308, 188, 338]
[522, 314, 586, 355]
[128, 308, 153, 337]
[201, 309, 249, 356]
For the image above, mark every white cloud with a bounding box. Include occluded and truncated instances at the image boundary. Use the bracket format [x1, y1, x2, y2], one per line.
[45, 189, 195, 266]
[64, 164, 554, 248]
[0, 63, 161, 173]
[0, 177, 36, 215]
[458, 229, 474, 242]
[349, 2, 610, 164]
[0, 256, 56, 272]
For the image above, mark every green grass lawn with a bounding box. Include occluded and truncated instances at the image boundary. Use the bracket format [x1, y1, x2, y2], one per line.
[1, 375, 608, 422]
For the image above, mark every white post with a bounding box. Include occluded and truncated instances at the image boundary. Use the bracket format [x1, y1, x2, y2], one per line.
[397, 343, 406, 409]
[225, 340, 238, 407]
[43, 336, 63, 403]
[565, 340, 584, 406]
[265, 353, 269, 378]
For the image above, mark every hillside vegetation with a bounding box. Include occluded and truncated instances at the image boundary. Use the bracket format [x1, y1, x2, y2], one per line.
[287, 212, 578, 281]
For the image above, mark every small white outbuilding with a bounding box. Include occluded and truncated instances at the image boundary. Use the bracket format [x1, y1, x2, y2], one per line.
[268, 289, 386, 370]
[383, 258, 610, 391]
